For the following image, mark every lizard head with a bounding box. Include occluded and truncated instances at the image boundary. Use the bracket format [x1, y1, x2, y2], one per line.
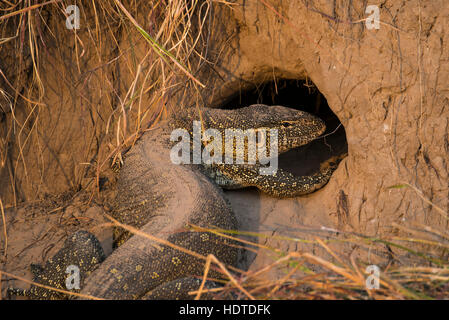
[246, 104, 326, 154]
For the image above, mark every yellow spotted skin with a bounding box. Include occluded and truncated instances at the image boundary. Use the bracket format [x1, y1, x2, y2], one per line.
[142, 278, 217, 300]
[171, 104, 334, 197]
[8, 231, 105, 300]
[14, 105, 338, 300]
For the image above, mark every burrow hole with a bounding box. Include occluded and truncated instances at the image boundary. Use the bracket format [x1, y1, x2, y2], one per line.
[219, 79, 348, 178]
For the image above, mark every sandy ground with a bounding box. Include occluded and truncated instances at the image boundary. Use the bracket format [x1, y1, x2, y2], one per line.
[0, 194, 113, 299]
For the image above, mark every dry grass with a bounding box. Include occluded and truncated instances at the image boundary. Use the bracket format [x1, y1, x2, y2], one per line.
[187, 218, 449, 300]
[2, 212, 448, 300]
[0, 0, 212, 202]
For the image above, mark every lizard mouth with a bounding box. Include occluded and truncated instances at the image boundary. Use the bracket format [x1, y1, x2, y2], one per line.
[217, 78, 348, 179]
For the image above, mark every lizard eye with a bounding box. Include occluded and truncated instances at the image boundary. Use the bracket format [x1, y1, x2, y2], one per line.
[280, 122, 293, 128]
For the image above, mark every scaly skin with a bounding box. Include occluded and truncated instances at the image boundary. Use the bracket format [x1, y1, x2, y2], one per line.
[13, 105, 338, 300]
[170, 104, 331, 196]
[8, 231, 105, 300]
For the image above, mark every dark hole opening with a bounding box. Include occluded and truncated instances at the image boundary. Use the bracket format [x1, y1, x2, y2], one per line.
[220, 79, 348, 178]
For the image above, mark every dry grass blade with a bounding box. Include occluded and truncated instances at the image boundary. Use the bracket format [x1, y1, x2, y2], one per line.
[245, 253, 300, 282]
[389, 183, 449, 220]
[103, 213, 205, 260]
[302, 253, 364, 287]
[0, 198, 7, 257]
[102, 213, 244, 275]
[195, 254, 255, 300]
[0, 0, 61, 21]
[266, 263, 301, 298]
[315, 237, 348, 269]
[188, 224, 277, 253]
[113, 0, 205, 88]
[195, 254, 214, 300]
